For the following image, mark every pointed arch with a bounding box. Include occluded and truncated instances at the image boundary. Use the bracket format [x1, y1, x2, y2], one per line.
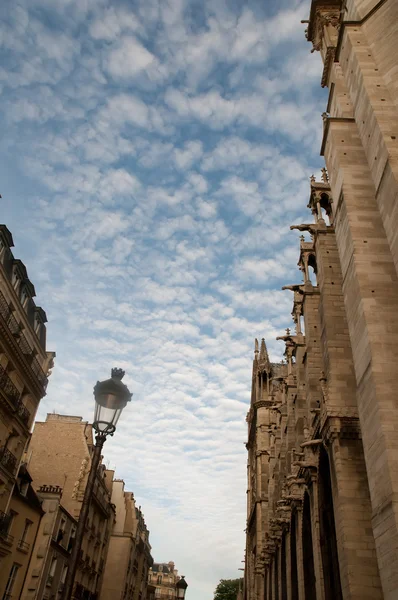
[290, 511, 299, 600]
[281, 534, 287, 600]
[302, 493, 316, 600]
[319, 445, 343, 600]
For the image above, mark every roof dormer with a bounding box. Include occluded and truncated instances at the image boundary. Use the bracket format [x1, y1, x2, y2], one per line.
[0, 225, 14, 261]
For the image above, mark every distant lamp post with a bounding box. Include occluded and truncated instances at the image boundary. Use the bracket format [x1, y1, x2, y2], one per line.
[176, 576, 188, 599]
[61, 368, 132, 600]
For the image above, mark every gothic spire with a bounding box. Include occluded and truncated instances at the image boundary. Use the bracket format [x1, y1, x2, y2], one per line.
[260, 338, 270, 366]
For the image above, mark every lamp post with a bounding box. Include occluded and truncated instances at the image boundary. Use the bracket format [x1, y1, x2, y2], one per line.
[176, 576, 188, 599]
[61, 368, 132, 600]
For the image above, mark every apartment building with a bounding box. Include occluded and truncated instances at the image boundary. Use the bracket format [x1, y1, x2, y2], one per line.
[26, 415, 115, 600]
[100, 480, 153, 600]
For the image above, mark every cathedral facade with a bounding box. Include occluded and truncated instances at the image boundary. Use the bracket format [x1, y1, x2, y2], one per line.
[244, 1, 398, 599]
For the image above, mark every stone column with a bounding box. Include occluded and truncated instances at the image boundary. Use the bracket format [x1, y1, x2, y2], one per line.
[295, 506, 305, 600]
[325, 116, 398, 599]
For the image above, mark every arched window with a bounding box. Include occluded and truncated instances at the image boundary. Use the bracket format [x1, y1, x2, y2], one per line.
[320, 193, 333, 225]
[319, 446, 342, 600]
[307, 254, 318, 286]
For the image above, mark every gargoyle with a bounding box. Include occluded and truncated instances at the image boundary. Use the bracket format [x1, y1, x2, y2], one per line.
[290, 223, 319, 234]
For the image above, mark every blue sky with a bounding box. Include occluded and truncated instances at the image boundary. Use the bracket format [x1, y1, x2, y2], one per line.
[0, 0, 327, 597]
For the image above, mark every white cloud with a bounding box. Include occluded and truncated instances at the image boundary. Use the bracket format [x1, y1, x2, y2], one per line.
[105, 36, 158, 79]
[0, 1, 326, 599]
[89, 7, 140, 40]
[174, 140, 203, 170]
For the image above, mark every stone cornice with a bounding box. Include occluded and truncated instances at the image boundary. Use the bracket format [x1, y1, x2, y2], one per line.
[320, 116, 356, 156]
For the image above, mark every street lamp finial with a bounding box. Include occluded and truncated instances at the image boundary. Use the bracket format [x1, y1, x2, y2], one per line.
[111, 367, 125, 380]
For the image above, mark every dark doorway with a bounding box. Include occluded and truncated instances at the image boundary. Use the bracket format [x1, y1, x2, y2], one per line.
[281, 534, 287, 600]
[264, 570, 268, 600]
[268, 562, 273, 599]
[274, 550, 279, 600]
[319, 446, 343, 600]
[302, 493, 316, 600]
[290, 512, 299, 600]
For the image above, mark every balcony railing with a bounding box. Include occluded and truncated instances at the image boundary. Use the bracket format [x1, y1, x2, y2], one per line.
[0, 446, 18, 475]
[92, 486, 110, 517]
[74, 584, 97, 600]
[0, 364, 31, 426]
[0, 510, 12, 538]
[17, 539, 30, 552]
[0, 289, 48, 389]
[0, 363, 21, 405]
[16, 400, 30, 425]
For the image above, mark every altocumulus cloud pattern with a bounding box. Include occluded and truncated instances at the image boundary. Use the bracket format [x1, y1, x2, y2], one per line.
[0, 0, 327, 598]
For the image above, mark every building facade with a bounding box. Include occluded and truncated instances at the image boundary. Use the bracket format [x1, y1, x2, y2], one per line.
[148, 563, 180, 600]
[0, 465, 43, 600]
[100, 480, 152, 600]
[26, 414, 115, 600]
[21, 484, 77, 600]
[0, 224, 54, 571]
[244, 0, 398, 599]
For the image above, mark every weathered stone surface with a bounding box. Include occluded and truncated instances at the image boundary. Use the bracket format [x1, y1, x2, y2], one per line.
[244, 1, 398, 599]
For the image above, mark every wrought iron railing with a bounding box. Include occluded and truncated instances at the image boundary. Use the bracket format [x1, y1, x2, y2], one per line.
[0, 363, 21, 405]
[0, 446, 18, 474]
[0, 363, 31, 426]
[16, 399, 30, 425]
[0, 510, 12, 536]
[0, 289, 48, 389]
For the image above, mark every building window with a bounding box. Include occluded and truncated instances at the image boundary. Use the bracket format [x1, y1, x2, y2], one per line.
[20, 288, 29, 309]
[7, 511, 17, 535]
[2, 563, 20, 600]
[155, 589, 161, 598]
[47, 556, 57, 586]
[157, 576, 162, 585]
[58, 565, 68, 595]
[67, 526, 76, 552]
[21, 520, 32, 542]
[34, 316, 41, 336]
[19, 480, 29, 497]
[18, 519, 32, 551]
[11, 269, 20, 291]
[57, 518, 66, 544]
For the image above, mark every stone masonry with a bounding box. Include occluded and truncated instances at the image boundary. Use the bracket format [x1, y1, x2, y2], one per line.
[244, 1, 398, 599]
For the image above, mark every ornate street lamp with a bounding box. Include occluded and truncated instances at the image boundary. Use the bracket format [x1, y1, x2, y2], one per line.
[62, 368, 132, 600]
[176, 576, 188, 599]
